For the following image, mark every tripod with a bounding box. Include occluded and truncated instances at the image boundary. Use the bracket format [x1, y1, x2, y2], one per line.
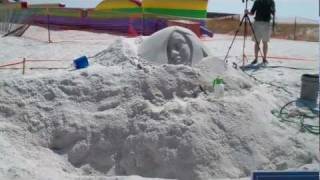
[223, 0, 264, 67]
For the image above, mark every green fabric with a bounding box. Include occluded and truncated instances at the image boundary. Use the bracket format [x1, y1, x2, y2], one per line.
[143, 8, 207, 18]
[51, 10, 80, 17]
[90, 8, 142, 19]
[115, 8, 143, 13]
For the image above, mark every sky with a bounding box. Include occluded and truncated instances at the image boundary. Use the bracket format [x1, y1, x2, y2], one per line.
[24, 0, 319, 20]
[208, 0, 319, 20]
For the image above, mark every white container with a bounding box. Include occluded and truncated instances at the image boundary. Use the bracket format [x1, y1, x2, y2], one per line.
[213, 77, 224, 98]
[214, 83, 224, 98]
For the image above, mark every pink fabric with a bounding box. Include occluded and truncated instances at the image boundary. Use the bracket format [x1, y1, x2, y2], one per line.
[129, 0, 142, 7]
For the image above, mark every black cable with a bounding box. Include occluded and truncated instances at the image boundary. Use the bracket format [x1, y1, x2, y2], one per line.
[274, 100, 320, 135]
[279, 100, 297, 117]
[259, 65, 313, 71]
[242, 68, 293, 95]
[235, 56, 295, 95]
[234, 59, 319, 135]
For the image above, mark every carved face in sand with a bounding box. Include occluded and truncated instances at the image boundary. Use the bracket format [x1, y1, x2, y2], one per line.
[167, 31, 192, 65]
[138, 26, 211, 66]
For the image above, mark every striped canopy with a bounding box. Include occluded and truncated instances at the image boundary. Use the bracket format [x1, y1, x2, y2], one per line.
[143, 0, 208, 18]
[95, 0, 208, 18]
[95, 0, 142, 14]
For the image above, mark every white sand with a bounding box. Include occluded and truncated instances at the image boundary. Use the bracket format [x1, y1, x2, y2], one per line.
[0, 26, 318, 180]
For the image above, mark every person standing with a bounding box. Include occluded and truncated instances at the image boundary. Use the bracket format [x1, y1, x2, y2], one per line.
[246, 0, 275, 64]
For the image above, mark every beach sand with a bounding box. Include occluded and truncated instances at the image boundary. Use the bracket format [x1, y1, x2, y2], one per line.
[0, 26, 318, 180]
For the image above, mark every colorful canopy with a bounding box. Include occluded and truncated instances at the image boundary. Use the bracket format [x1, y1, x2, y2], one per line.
[95, 0, 208, 18]
[1, 0, 209, 36]
[95, 0, 142, 14]
[143, 0, 208, 18]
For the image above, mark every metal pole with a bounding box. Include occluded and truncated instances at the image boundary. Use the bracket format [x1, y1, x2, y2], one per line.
[243, 17, 247, 66]
[47, 8, 52, 43]
[223, 15, 246, 63]
[22, 58, 26, 75]
[242, 0, 249, 65]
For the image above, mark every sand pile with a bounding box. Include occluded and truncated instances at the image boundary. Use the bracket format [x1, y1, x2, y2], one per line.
[0, 38, 318, 180]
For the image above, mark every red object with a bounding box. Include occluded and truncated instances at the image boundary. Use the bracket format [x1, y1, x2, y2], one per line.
[168, 20, 201, 37]
[130, 0, 142, 7]
[59, 4, 66, 8]
[21, 2, 28, 9]
[128, 24, 138, 37]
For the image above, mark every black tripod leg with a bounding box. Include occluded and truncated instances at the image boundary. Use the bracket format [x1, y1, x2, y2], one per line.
[223, 16, 246, 63]
[247, 18, 264, 60]
[242, 16, 248, 66]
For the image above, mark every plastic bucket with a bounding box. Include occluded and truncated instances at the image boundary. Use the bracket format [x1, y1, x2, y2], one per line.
[74, 56, 89, 69]
[300, 74, 319, 103]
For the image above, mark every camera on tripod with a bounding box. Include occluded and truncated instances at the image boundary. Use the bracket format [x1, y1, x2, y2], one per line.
[224, 0, 264, 66]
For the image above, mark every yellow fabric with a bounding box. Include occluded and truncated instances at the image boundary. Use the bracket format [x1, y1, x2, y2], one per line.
[143, 0, 208, 11]
[95, 0, 208, 18]
[95, 0, 140, 10]
[96, 0, 208, 11]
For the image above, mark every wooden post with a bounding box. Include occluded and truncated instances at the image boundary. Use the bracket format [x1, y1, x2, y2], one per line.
[46, 8, 52, 43]
[141, 12, 144, 36]
[22, 58, 26, 75]
[293, 17, 297, 40]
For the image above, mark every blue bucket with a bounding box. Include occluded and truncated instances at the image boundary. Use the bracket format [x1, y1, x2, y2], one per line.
[74, 56, 89, 69]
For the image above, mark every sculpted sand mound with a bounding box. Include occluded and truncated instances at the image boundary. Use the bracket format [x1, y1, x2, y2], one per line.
[0, 39, 318, 180]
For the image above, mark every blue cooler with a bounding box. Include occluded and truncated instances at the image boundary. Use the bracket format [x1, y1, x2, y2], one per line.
[252, 171, 319, 180]
[74, 56, 89, 69]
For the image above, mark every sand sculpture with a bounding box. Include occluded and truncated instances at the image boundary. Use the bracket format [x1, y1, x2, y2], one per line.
[138, 26, 211, 66]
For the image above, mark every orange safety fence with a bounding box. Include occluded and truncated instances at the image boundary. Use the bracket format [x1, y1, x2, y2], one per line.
[213, 55, 315, 62]
[0, 54, 315, 75]
[246, 55, 316, 62]
[0, 61, 24, 68]
[0, 58, 73, 74]
[25, 59, 72, 62]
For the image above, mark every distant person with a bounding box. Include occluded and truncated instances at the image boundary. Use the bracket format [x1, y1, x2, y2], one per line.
[246, 0, 275, 64]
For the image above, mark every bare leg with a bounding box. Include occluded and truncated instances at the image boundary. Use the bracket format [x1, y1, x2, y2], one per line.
[254, 42, 259, 60]
[262, 41, 268, 60]
[250, 41, 260, 64]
